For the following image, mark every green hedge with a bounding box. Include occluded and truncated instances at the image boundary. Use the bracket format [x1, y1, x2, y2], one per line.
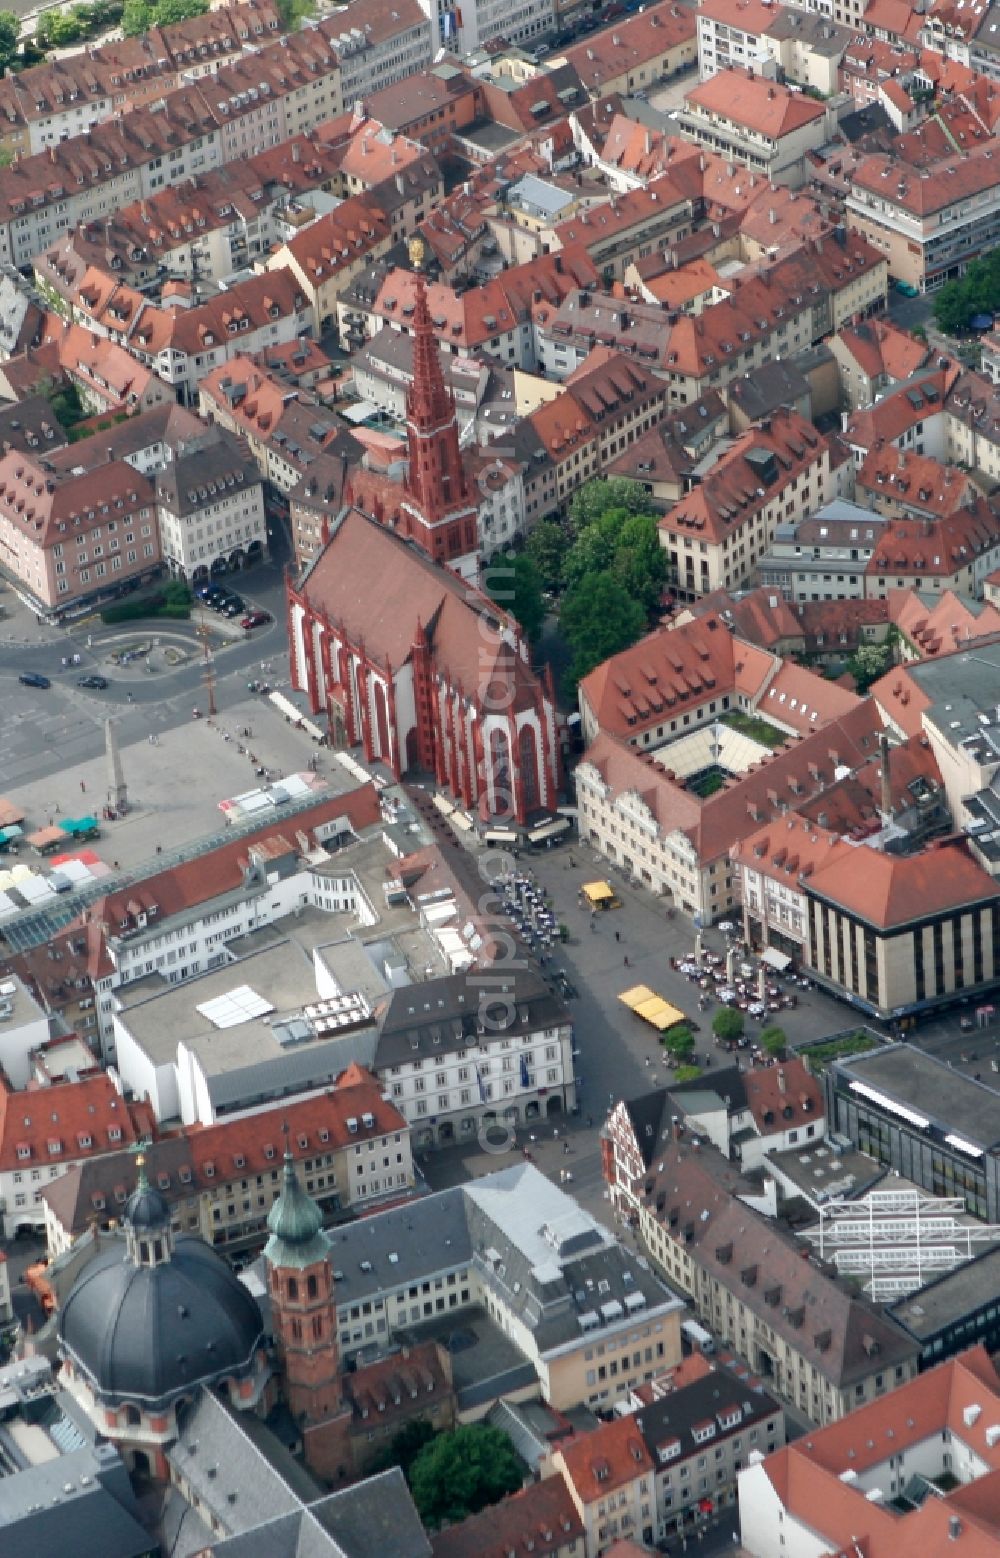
[100, 597, 191, 624]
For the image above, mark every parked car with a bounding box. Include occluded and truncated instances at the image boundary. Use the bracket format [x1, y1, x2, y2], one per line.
[197, 584, 225, 601]
[223, 598, 245, 617]
[241, 610, 271, 629]
[210, 594, 235, 611]
[18, 672, 51, 689]
[77, 675, 109, 690]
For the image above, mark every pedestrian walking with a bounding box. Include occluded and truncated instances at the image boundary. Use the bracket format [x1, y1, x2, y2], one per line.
[614, 929, 620, 943]
[80, 780, 86, 793]
[623, 954, 630, 967]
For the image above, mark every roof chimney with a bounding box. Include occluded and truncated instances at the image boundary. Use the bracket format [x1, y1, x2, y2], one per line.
[777, 1068, 786, 1094]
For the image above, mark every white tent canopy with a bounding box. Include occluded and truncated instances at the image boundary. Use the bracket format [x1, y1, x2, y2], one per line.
[760, 946, 792, 972]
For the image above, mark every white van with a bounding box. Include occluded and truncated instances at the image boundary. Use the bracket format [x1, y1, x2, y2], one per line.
[682, 1318, 715, 1355]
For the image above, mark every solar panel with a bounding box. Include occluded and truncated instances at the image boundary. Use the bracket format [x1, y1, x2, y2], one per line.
[196, 984, 275, 1029]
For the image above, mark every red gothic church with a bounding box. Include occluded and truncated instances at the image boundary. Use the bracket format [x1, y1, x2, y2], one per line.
[286, 508, 560, 823]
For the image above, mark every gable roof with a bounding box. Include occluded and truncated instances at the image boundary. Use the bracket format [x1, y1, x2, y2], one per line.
[556, 1413, 654, 1503]
[686, 69, 826, 137]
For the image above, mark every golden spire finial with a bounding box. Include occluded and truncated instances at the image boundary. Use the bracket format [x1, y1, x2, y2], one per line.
[408, 235, 426, 272]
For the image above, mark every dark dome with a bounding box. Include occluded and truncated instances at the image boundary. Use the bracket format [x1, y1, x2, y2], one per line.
[58, 1236, 264, 1407]
[123, 1179, 170, 1232]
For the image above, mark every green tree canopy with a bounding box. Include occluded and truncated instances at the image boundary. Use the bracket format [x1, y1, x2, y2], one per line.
[562, 509, 626, 592]
[664, 1024, 696, 1063]
[274, 0, 315, 25]
[712, 1007, 744, 1044]
[569, 477, 651, 533]
[0, 10, 19, 68]
[408, 1424, 523, 1529]
[932, 248, 1000, 335]
[524, 518, 566, 593]
[486, 553, 545, 644]
[368, 1417, 436, 1478]
[122, 0, 205, 32]
[759, 1024, 787, 1059]
[848, 639, 894, 694]
[613, 512, 668, 617]
[560, 571, 646, 686]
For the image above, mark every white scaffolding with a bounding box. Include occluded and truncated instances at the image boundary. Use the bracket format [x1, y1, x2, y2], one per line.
[801, 1188, 1000, 1300]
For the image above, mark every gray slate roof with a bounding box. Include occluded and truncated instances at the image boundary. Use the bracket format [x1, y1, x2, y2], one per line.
[206, 1469, 431, 1558]
[374, 966, 568, 1070]
[167, 1390, 307, 1537]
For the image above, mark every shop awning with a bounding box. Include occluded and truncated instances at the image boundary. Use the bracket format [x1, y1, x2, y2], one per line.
[528, 817, 570, 844]
[583, 880, 616, 905]
[761, 946, 792, 973]
[432, 793, 455, 817]
[619, 985, 686, 1032]
[26, 826, 69, 850]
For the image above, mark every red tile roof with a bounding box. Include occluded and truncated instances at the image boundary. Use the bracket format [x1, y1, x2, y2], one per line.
[0, 1072, 143, 1172]
[888, 587, 1000, 657]
[430, 1474, 584, 1558]
[659, 409, 827, 546]
[557, 1414, 654, 1503]
[851, 139, 1000, 217]
[584, 700, 884, 866]
[756, 1348, 1000, 1558]
[686, 69, 825, 138]
[41, 1064, 408, 1235]
[77, 786, 381, 959]
[743, 1057, 824, 1133]
[579, 612, 775, 740]
[731, 813, 842, 880]
[807, 837, 998, 928]
[561, 0, 695, 91]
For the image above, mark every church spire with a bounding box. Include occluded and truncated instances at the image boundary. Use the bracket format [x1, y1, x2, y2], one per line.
[402, 236, 474, 533]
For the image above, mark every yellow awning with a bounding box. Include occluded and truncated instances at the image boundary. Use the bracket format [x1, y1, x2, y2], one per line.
[583, 880, 615, 904]
[619, 984, 657, 1012]
[619, 985, 685, 1032]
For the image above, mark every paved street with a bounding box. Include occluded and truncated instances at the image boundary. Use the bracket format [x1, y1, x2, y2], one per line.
[0, 560, 299, 798]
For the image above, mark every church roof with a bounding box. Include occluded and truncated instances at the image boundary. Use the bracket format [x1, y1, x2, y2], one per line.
[297, 508, 538, 706]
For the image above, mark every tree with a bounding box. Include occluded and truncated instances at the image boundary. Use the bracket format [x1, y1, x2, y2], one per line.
[122, 0, 205, 32]
[848, 639, 893, 694]
[0, 10, 19, 69]
[673, 1064, 702, 1083]
[369, 1417, 436, 1478]
[525, 518, 567, 593]
[613, 513, 668, 616]
[569, 477, 651, 534]
[712, 1007, 744, 1045]
[932, 247, 1000, 336]
[274, 0, 315, 25]
[562, 509, 625, 592]
[148, 0, 207, 20]
[664, 1024, 696, 1064]
[560, 571, 646, 686]
[486, 553, 545, 643]
[408, 1424, 523, 1529]
[121, 0, 152, 31]
[759, 1024, 787, 1059]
